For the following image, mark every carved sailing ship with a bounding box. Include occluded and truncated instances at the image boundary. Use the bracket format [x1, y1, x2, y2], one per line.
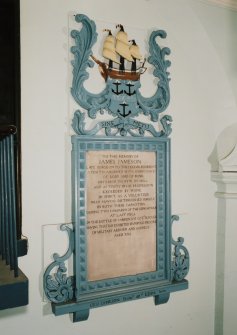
[91, 24, 146, 81]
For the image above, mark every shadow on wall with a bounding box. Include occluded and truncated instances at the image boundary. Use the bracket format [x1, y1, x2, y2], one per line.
[230, 9, 237, 75]
[0, 306, 28, 319]
[208, 123, 237, 172]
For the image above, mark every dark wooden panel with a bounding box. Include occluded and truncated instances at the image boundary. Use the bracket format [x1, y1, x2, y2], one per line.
[0, 0, 22, 239]
[0, 0, 21, 128]
[0, 259, 28, 309]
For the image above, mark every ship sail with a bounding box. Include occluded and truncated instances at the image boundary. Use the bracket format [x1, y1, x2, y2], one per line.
[115, 32, 133, 62]
[102, 30, 120, 64]
[129, 40, 142, 60]
[129, 39, 142, 73]
[115, 24, 133, 73]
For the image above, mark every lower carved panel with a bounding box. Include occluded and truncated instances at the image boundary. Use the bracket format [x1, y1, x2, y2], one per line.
[51, 280, 188, 322]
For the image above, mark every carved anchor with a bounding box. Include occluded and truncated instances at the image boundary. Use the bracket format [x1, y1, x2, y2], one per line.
[118, 102, 131, 117]
[124, 83, 135, 96]
[112, 82, 123, 95]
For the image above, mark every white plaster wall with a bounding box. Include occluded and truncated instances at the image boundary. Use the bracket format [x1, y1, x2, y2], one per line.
[191, 0, 237, 105]
[0, 0, 237, 334]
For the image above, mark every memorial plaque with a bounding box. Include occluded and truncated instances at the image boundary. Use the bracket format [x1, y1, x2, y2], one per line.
[43, 14, 190, 322]
[86, 151, 157, 281]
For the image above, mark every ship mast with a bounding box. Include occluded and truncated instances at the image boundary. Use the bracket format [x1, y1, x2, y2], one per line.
[129, 39, 142, 73]
[92, 23, 145, 81]
[102, 29, 120, 70]
[115, 24, 133, 72]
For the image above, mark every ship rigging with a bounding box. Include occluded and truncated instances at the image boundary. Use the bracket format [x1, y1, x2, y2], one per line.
[91, 24, 146, 81]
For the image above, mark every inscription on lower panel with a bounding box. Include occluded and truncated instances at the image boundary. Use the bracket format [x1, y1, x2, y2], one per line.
[86, 151, 157, 281]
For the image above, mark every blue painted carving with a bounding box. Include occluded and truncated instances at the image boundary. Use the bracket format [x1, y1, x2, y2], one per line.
[43, 224, 74, 303]
[72, 109, 172, 137]
[70, 14, 172, 137]
[43, 14, 189, 322]
[71, 14, 109, 119]
[72, 138, 167, 296]
[154, 293, 170, 305]
[136, 30, 171, 122]
[171, 215, 190, 281]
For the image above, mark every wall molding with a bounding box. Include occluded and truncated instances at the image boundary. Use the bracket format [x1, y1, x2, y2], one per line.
[211, 172, 237, 199]
[197, 0, 237, 11]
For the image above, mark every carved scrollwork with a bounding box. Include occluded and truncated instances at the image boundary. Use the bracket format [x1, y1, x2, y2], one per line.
[72, 110, 172, 137]
[70, 14, 172, 137]
[43, 224, 75, 303]
[136, 30, 171, 122]
[71, 14, 109, 119]
[171, 215, 190, 282]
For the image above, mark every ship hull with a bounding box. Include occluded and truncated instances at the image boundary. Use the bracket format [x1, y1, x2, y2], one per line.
[107, 68, 140, 81]
[90, 55, 145, 82]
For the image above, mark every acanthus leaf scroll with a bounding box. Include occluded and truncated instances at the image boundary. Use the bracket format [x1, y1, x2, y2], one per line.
[70, 14, 172, 137]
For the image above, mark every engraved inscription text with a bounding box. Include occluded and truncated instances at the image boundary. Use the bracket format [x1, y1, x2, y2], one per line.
[86, 151, 157, 281]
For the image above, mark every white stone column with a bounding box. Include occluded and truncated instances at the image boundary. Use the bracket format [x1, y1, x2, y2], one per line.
[211, 124, 237, 335]
[212, 173, 237, 335]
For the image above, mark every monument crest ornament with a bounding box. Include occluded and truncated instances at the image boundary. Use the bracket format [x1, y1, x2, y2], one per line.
[71, 14, 172, 137]
[43, 14, 189, 322]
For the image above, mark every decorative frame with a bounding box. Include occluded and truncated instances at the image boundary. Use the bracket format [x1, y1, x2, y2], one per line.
[43, 14, 189, 322]
[73, 137, 169, 292]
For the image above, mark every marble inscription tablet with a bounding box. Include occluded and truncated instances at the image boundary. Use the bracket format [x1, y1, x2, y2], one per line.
[86, 151, 157, 281]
